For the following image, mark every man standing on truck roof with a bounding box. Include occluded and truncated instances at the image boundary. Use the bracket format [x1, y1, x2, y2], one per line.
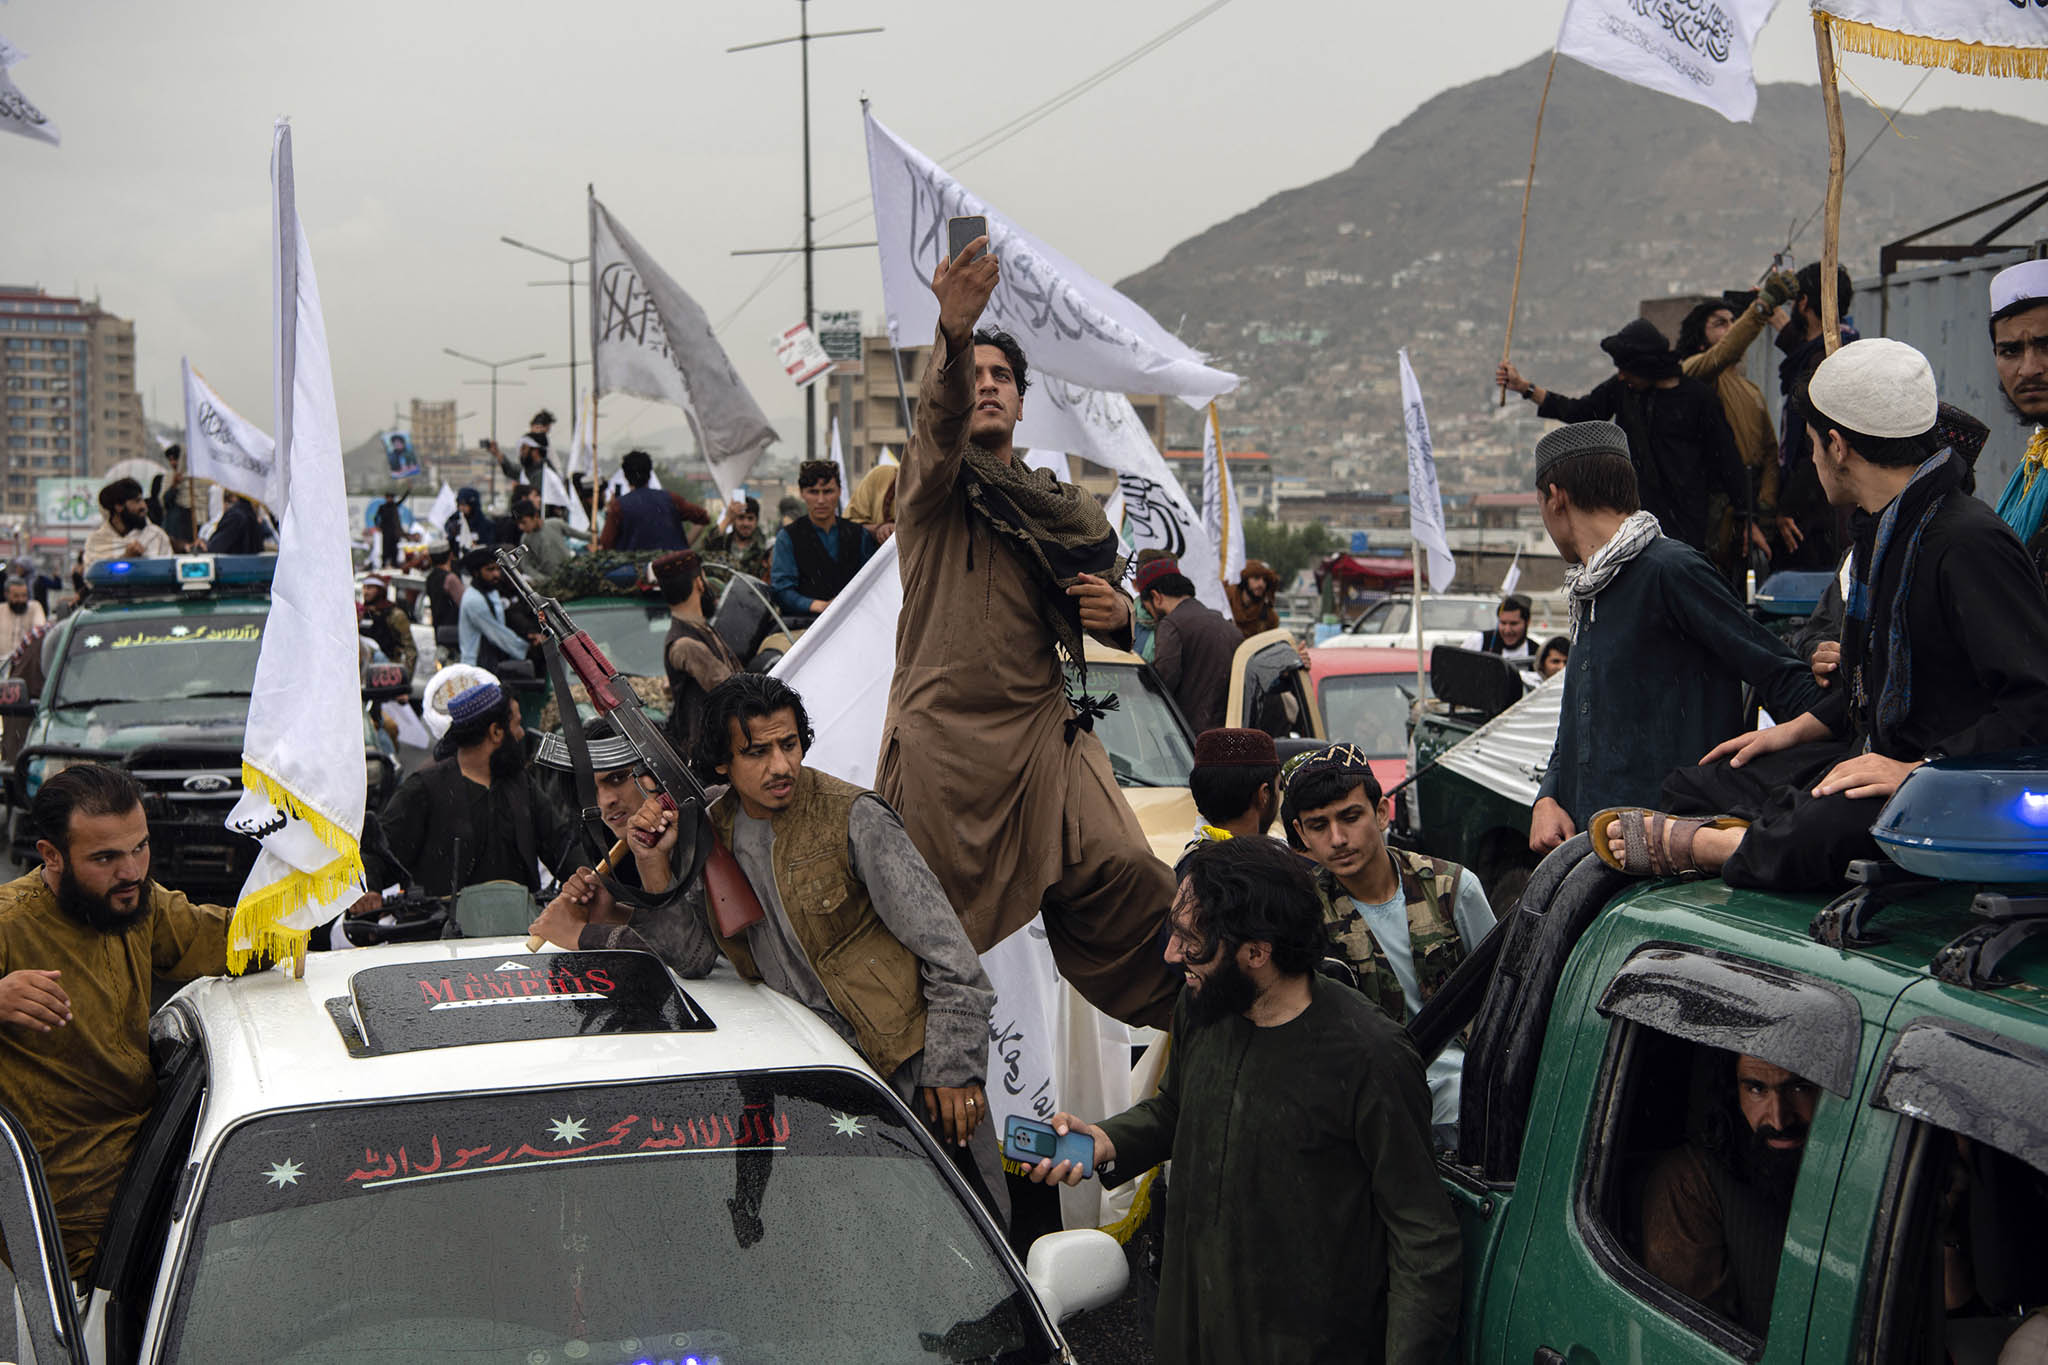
[1600, 340, 2048, 889]
[1525, 421, 1822, 857]
[1988, 260, 2048, 586]
[1281, 743, 1494, 1143]
[0, 765, 243, 1280]
[1026, 837, 1462, 1364]
[876, 233, 1179, 1028]
[1641, 1051, 1821, 1337]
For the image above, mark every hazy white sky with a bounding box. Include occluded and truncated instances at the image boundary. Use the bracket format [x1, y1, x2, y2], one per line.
[3, 1, 2039, 458]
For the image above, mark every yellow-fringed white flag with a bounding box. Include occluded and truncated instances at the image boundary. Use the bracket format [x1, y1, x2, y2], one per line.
[1812, 0, 2046, 78]
[223, 120, 367, 969]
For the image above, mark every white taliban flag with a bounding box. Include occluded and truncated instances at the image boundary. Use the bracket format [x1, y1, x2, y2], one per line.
[1400, 349, 1455, 594]
[0, 35, 58, 146]
[590, 191, 777, 498]
[560, 393, 596, 531]
[769, 540, 1142, 1233]
[427, 481, 458, 535]
[1811, 0, 2047, 75]
[222, 120, 368, 969]
[865, 108, 1238, 453]
[181, 359, 280, 511]
[1556, 0, 1780, 122]
[1201, 402, 1246, 590]
[1045, 378, 1228, 613]
[877, 445, 899, 468]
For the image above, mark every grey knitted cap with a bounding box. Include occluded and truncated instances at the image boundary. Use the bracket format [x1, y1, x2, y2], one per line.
[1534, 420, 1631, 481]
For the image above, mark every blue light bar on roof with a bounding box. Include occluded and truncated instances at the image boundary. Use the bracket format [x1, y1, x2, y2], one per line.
[83, 554, 276, 595]
[1873, 750, 2048, 884]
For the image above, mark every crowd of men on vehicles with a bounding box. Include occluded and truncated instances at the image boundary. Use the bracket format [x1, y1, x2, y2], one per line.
[0, 238, 2046, 1363]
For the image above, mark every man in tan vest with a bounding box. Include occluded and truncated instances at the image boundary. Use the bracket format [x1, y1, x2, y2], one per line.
[544, 672, 1004, 1217]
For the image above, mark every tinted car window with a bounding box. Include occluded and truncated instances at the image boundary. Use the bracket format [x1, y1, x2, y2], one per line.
[167, 1071, 1052, 1364]
[1067, 662, 1194, 788]
[565, 601, 671, 679]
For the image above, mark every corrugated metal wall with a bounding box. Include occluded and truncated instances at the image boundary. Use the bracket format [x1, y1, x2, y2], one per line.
[1854, 246, 2043, 496]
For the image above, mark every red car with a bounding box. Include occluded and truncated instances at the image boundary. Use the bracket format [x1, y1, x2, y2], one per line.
[1305, 645, 1430, 792]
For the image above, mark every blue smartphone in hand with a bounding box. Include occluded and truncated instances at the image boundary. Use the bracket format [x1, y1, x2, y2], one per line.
[1004, 1115, 1094, 1179]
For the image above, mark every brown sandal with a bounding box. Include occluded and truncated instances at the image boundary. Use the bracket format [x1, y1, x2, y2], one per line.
[1590, 808, 1750, 878]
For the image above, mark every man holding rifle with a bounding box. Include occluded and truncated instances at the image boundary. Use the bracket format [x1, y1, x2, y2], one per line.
[877, 234, 1179, 1029]
[534, 673, 1005, 1217]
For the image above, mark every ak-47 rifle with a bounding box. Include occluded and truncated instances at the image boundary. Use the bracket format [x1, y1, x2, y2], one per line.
[494, 546, 764, 944]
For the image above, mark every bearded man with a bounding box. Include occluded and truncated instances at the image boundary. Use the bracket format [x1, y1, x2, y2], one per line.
[0, 576, 47, 660]
[0, 765, 237, 1279]
[1988, 260, 2048, 582]
[82, 477, 172, 569]
[1227, 559, 1280, 637]
[1642, 1052, 1821, 1336]
[877, 234, 1179, 1027]
[366, 682, 580, 899]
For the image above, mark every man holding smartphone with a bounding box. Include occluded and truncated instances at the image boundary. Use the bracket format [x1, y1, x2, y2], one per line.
[876, 229, 1180, 1029]
[1026, 838, 1462, 1363]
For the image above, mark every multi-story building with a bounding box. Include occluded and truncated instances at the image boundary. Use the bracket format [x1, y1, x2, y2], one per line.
[1161, 447, 1274, 512]
[0, 286, 149, 522]
[409, 398, 457, 464]
[85, 305, 148, 475]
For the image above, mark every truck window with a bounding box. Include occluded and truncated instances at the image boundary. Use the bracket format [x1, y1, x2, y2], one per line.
[1576, 947, 1861, 1349]
[1860, 1018, 2048, 1365]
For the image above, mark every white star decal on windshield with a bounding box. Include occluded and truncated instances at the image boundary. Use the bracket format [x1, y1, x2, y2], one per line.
[547, 1115, 588, 1144]
[82, 634, 102, 648]
[169, 625, 191, 637]
[829, 1112, 865, 1138]
[263, 1159, 304, 1189]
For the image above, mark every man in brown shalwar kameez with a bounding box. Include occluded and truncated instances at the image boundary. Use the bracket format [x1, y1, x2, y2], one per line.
[0, 765, 235, 1280]
[878, 235, 1180, 1028]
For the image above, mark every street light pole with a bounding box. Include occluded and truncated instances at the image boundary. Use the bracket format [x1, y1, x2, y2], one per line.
[445, 347, 544, 447]
[500, 236, 589, 435]
[729, 2, 882, 461]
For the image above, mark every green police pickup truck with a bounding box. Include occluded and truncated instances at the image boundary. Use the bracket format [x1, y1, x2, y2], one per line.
[1, 555, 403, 906]
[1426, 754, 2048, 1364]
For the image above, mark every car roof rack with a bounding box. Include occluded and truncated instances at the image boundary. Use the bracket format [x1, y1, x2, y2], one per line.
[1810, 858, 1943, 949]
[1930, 892, 2048, 990]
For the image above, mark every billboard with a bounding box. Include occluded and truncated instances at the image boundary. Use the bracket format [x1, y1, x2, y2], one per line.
[36, 476, 99, 528]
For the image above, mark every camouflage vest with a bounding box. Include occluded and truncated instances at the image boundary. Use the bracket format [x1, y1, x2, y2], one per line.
[1317, 849, 1469, 1026]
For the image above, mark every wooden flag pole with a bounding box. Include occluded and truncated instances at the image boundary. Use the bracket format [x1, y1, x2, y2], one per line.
[1815, 13, 1848, 357]
[1500, 50, 1560, 407]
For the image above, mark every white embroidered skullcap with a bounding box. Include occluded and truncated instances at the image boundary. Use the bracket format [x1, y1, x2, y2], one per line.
[1808, 338, 1937, 440]
[1991, 260, 2048, 317]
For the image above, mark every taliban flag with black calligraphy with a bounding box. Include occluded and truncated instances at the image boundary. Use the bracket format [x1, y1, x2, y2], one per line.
[589, 191, 777, 498]
[223, 120, 368, 968]
[1811, 0, 2047, 76]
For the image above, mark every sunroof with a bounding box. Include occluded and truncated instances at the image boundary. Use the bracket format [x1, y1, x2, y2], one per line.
[329, 951, 715, 1057]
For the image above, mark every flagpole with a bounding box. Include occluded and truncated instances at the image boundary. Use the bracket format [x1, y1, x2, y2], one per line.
[1813, 14, 1847, 357]
[1499, 49, 1559, 407]
[587, 184, 603, 526]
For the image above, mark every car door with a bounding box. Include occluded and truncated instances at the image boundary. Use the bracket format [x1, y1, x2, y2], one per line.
[1496, 942, 1869, 1365]
[1228, 629, 1323, 742]
[1814, 987, 2048, 1365]
[0, 1102, 89, 1364]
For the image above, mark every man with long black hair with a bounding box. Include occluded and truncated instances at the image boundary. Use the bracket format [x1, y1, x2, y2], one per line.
[0, 764, 237, 1279]
[1027, 837, 1461, 1364]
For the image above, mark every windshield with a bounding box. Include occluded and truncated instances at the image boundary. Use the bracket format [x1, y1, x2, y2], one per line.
[1066, 661, 1194, 788]
[564, 601, 672, 678]
[52, 614, 265, 707]
[1319, 673, 1420, 758]
[167, 1071, 1051, 1364]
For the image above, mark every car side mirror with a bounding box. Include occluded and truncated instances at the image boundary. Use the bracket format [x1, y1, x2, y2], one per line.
[362, 663, 409, 703]
[1024, 1228, 1128, 1323]
[0, 676, 34, 717]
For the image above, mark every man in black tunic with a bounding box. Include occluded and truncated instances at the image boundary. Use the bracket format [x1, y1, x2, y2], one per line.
[1610, 339, 2048, 888]
[1026, 837, 1461, 1364]
[366, 682, 580, 898]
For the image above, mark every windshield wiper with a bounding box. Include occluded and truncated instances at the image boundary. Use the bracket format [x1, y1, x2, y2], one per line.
[51, 697, 133, 710]
[180, 690, 254, 700]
